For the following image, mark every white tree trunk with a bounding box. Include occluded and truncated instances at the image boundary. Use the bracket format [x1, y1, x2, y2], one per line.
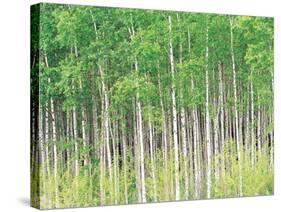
[50, 81, 59, 207]
[109, 118, 118, 204]
[45, 103, 50, 178]
[66, 110, 71, 173]
[257, 98, 261, 154]
[229, 16, 243, 196]
[168, 15, 180, 201]
[250, 70, 255, 168]
[100, 65, 113, 200]
[121, 114, 128, 204]
[79, 79, 89, 170]
[181, 103, 189, 199]
[136, 92, 146, 202]
[191, 77, 199, 199]
[177, 15, 189, 199]
[157, 70, 169, 200]
[99, 94, 105, 204]
[44, 53, 59, 207]
[218, 62, 225, 177]
[72, 81, 79, 178]
[39, 105, 47, 205]
[134, 98, 142, 202]
[205, 24, 212, 199]
[92, 94, 98, 153]
[134, 56, 147, 203]
[149, 120, 157, 201]
[44, 102, 51, 208]
[212, 68, 219, 184]
[128, 16, 147, 202]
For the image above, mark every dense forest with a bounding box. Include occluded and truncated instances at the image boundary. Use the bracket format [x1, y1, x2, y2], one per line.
[31, 3, 274, 209]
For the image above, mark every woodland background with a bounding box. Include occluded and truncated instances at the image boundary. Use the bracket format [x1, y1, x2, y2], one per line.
[31, 3, 274, 209]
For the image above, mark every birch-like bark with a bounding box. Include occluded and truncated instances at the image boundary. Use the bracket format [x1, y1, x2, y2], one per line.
[79, 79, 89, 170]
[109, 115, 118, 204]
[99, 65, 113, 200]
[66, 110, 71, 174]
[180, 98, 189, 199]
[129, 15, 146, 202]
[229, 16, 243, 196]
[92, 94, 98, 153]
[205, 23, 212, 199]
[191, 77, 199, 199]
[92, 17, 113, 200]
[99, 89, 105, 204]
[257, 97, 262, 154]
[50, 82, 59, 207]
[250, 69, 255, 168]
[39, 104, 47, 204]
[212, 67, 219, 183]
[157, 69, 169, 200]
[45, 103, 50, 179]
[218, 62, 225, 177]
[133, 98, 142, 202]
[270, 63, 274, 169]
[168, 15, 180, 201]
[245, 88, 250, 153]
[135, 61, 146, 203]
[44, 53, 59, 207]
[72, 83, 79, 178]
[121, 111, 128, 204]
[149, 120, 157, 201]
[177, 14, 189, 199]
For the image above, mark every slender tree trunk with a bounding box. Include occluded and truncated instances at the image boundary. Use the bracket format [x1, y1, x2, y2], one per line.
[149, 120, 157, 201]
[72, 82, 80, 202]
[218, 62, 225, 177]
[79, 79, 89, 172]
[129, 15, 146, 202]
[180, 100, 189, 199]
[187, 25, 194, 198]
[177, 14, 189, 199]
[72, 46, 80, 199]
[109, 116, 118, 204]
[245, 88, 250, 154]
[133, 97, 142, 202]
[270, 61, 274, 169]
[66, 110, 71, 174]
[92, 94, 98, 154]
[212, 67, 219, 184]
[168, 15, 180, 201]
[113, 131, 118, 204]
[72, 82, 79, 178]
[50, 82, 59, 207]
[205, 23, 212, 199]
[157, 69, 169, 200]
[257, 97, 262, 154]
[229, 16, 243, 196]
[39, 105, 47, 205]
[44, 53, 59, 207]
[136, 65, 146, 203]
[191, 77, 199, 199]
[99, 65, 113, 201]
[44, 103, 51, 208]
[250, 69, 255, 168]
[168, 111, 174, 198]
[74, 44, 90, 180]
[121, 111, 128, 204]
[99, 144, 105, 205]
[45, 103, 50, 178]
[99, 92, 105, 205]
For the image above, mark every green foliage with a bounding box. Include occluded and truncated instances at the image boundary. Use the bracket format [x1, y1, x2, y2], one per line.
[32, 3, 274, 209]
[34, 139, 273, 209]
